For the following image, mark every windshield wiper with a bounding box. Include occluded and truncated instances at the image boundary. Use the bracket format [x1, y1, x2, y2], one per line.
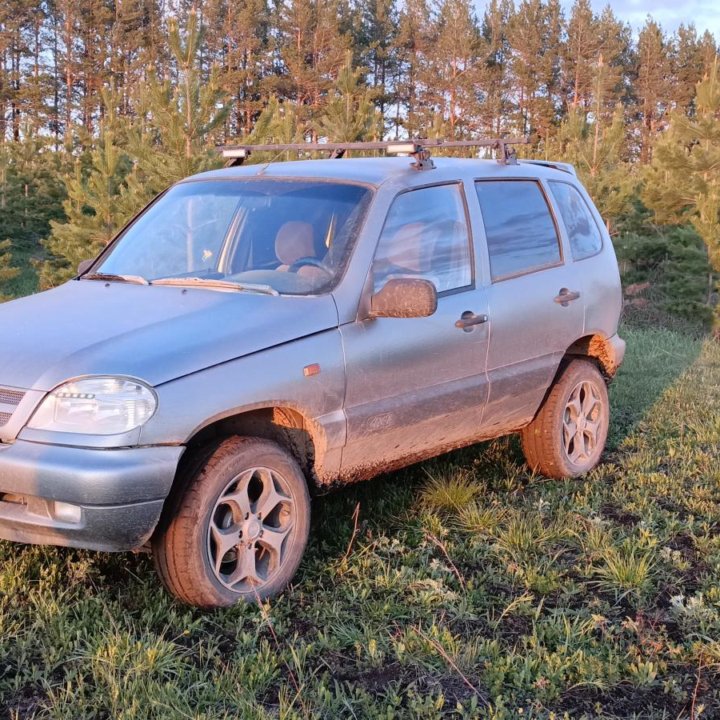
[82, 272, 149, 285]
[150, 277, 279, 296]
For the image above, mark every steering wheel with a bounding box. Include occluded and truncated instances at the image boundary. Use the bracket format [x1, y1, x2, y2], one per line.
[288, 257, 333, 278]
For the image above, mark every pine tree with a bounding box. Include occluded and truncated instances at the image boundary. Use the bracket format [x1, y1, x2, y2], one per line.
[110, 0, 166, 117]
[643, 60, 720, 320]
[274, 0, 349, 133]
[201, 0, 270, 138]
[394, 0, 432, 137]
[635, 19, 672, 163]
[417, 0, 484, 138]
[124, 10, 230, 198]
[40, 117, 132, 288]
[480, 0, 513, 134]
[317, 51, 378, 142]
[0, 239, 19, 302]
[248, 96, 305, 145]
[40, 10, 231, 288]
[0, 132, 67, 249]
[547, 104, 634, 225]
[355, 0, 398, 129]
[671, 24, 707, 114]
[509, 0, 563, 140]
[592, 7, 633, 120]
[562, 0, 599, 110]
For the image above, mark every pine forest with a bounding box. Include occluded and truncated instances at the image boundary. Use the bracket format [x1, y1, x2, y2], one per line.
[0, 0, 718, 325]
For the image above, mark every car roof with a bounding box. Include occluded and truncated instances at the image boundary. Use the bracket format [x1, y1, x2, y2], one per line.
[186, 156, 577, 188]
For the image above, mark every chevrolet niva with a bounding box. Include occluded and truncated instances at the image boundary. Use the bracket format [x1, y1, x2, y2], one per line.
[0, 140, 625, 608]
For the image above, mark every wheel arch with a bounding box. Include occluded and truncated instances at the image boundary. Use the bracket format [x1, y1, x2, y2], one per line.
[151, 404, 323, 557]
[564, 333, 622, 379]
[175, 404, 324, 496]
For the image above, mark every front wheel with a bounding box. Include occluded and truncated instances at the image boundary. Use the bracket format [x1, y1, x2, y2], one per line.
[152, 436, 311, 608]
[521, 359, 609, 479]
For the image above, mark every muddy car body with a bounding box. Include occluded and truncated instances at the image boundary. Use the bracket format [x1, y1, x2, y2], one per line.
[0, 148, 625, 607]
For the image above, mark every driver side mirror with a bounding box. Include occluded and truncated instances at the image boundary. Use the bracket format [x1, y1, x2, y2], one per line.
[369, 278, 438, 319]
[77, 259, 93, 275]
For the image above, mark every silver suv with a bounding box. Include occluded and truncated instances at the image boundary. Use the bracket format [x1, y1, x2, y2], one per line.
[0, 141, 625, 608]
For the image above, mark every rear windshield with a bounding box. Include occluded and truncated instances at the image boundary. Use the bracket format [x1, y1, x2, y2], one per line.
[94, 179, 372, 295]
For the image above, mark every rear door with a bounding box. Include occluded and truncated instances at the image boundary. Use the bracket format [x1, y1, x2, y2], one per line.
[546, 179, 619, 337]
[339, 182, 490, 477]
[473, 178, 585, 435]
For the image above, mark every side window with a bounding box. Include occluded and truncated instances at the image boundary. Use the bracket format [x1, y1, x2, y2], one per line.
[475, 180, 561, 281]
[372, 184, 472, 294]
[549, 181, 603, 260]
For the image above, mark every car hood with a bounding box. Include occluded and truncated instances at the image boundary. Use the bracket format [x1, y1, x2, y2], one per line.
[0, 281, 339, 390]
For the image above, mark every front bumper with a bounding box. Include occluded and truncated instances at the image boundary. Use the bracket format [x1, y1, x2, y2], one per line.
[0, 440, 184, 551]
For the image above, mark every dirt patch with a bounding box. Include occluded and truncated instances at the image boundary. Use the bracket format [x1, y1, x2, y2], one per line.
[599, 502, 640, 527]
[554, 672, 713, 717]
[335, 661, 411, 693]
[1, 683, 47, 719]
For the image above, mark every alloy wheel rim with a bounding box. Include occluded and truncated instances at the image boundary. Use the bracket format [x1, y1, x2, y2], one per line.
[562, 380, 604, 466]
[207, 467, 295, 592]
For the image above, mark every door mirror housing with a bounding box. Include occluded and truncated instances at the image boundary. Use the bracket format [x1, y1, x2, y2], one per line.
[370, 278, 438, 319]
[77, 259, 94, 275]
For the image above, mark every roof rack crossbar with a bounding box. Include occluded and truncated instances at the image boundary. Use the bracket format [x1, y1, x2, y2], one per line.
[219, 137, 528, 169]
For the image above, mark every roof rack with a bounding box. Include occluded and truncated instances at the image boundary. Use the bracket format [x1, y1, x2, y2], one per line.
[218, 137, 528, 170]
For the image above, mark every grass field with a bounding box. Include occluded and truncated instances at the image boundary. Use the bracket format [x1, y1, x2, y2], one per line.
[1, 318, 719, 718]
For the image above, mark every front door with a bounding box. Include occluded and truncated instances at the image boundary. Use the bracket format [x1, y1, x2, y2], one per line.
[339, 182, 490, 479]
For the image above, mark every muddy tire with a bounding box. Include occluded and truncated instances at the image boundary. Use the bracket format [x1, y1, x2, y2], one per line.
[152, 436, 311, 608]
[521, 359, 609, 479]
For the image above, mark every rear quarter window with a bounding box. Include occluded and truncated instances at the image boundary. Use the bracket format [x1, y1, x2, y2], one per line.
[475, 180, 561, 281]
[549, 181, 603, 260]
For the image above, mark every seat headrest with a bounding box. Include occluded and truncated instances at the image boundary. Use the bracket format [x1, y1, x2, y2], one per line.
[275, 222, 315, 266]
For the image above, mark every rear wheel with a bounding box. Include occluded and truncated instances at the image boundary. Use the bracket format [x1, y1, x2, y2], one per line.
[152, 436, 311, 608]
[521, 359, 609, 479]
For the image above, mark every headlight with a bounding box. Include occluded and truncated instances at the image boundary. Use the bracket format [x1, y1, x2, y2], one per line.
[27, 377, 157, 435]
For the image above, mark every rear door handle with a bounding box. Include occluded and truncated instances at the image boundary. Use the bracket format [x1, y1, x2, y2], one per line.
[554, 288, 581, 306]
[455, 311, 489, 331]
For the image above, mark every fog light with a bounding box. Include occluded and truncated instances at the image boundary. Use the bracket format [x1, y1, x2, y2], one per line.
[53, 501, 82, 524]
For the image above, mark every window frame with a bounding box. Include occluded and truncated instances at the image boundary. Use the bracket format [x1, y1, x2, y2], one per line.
[372, 180, 476, 298]
[473, 177, 565, 284]
[547, 178, 605, 262]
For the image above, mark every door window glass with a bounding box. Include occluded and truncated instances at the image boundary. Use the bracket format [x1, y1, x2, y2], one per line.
[475, 180, 561, 281]
[372, 184, 472, 294]
[549, 181, 603, 260]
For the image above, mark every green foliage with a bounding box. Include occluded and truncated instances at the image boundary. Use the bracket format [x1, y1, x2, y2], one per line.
[419, 468, 482, 513]
[317, 51, 379, 142]
[0, 136, 67, 251]
[643, 59, 720, 321]
[40, 124, 134, 288]
[547, 105, 637, 226]
[39, 10, 230, 289]
[615, 226, 714, 330]
[0, 239, 19, 302]
[124, 10, 230, 198]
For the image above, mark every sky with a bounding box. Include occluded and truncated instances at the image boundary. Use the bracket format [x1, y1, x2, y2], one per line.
[566, 0, 720, 37]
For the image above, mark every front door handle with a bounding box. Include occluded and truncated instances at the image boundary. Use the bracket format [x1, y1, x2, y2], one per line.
[554, 288, 581, 306]
[455, 311, 489, 331]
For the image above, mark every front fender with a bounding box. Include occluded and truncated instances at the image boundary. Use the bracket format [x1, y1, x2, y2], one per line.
[138, 328, 347, 477]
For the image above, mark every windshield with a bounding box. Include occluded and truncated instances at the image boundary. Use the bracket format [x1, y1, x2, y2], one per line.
[94, 179, 373, 295]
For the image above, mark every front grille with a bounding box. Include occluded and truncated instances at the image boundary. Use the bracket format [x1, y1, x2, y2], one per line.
[0, 387, 26, 428]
